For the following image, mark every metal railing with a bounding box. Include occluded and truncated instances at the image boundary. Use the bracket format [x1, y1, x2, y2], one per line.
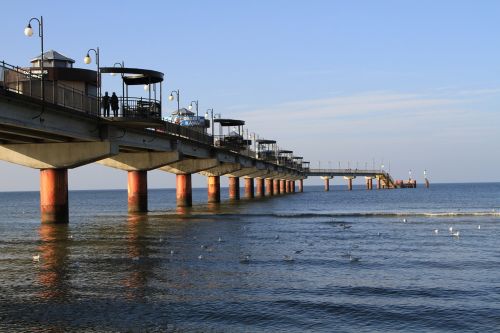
[0, 60, 99, 115]
[161, 121, 213, 146]
[116, 97, 161, 120]
[1, 61, 305, 172]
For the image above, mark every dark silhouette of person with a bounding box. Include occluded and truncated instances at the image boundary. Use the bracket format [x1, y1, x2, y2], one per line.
[102, 91, 110, 117]
[110, 92, 119, 117]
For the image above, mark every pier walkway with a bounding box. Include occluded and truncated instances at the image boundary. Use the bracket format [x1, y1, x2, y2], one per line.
[0, 55, 403, 224]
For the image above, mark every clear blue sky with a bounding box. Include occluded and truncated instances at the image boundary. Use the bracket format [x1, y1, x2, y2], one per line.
[1, 0, 499, 190]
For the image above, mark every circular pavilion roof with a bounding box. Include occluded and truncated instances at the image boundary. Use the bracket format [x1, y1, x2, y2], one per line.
[213, 118, 245, 126]
[256, 139, 276, 144]
[100, 67, 164, 85]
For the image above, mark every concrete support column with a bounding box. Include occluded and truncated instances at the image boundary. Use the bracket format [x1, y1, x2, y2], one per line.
[273, 179, 280, 195]
[265, 178, 274, 196]
[365, 177, 373, 190]
[291, 181, 296, 193]
[244, 178, 254, 199]
[298, 179, 303, 192]
[229, 177, 240, 200]
[207, 176, 220, 203]
[346, 178, 353, 191]
[176, 174, 192, 207]
[128, 170, 148, 213]
[285, 180, 290, 193]
[40, 169, 68, 224]
[280, 179, 286, 193]
[377, 177, 382, 190]
[255, 178, 264, 197]
[322, 177, 330, 191]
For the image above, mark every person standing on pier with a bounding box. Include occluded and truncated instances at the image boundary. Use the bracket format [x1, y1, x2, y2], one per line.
[102, 91, 110, 117]
[110, 92, 119, 117]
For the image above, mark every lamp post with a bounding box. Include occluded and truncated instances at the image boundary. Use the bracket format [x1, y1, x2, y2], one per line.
[206, 108, 214, 144]
[24, 16, 44, 102]
[84, 48, 100, 114]
[111, 62, 125, 112]
[188, 100, 199, 117]
[168, 89, 180, 112]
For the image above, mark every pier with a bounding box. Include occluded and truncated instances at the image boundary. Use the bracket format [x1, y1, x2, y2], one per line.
[0, 52, 411, 224]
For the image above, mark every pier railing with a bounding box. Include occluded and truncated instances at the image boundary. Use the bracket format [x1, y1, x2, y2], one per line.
[1, 60, 303, 171]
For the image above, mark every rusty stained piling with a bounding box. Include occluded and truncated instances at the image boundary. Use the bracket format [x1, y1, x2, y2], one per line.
[176, 174, 192, 207]
[40, 169, 69, 224]
[207, 175, 221, 203]
[128, 170, 148, 213]
[228, 177, 240, 200]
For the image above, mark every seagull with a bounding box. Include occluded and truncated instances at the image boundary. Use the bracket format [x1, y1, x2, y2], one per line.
[449, 226, 453, 233]
[170, 250, 175, 255]
[377, 232, 382, 237]
[434, 229, 439, 234]
[478, 225, 481, 230]
[402, 218, 407, 223]
[218, 237, 223, 242]
[343, 225, 352, 230]
[201, 244, 208, 249]
[283, 255, 295, 262]
[451, 231, 460, 237]
[275, 235, 280, 240]
[68, 235, 73, 239]
[294, 250, 304, 254]
[32, 254, 40, 262]
[239, 255, 251, 264]
[349, 255, 360, 263]
[198, 255, 203, 260]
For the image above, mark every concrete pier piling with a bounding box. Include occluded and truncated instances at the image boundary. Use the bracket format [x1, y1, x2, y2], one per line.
[40, 169, 69, 224]
[255, 178, 264, 197]
[298, 179, 303, 192]
[265, 178, 274, 196]
[229, 177, 240, 200]
[280, 179, 286, 193]
[244, 177, 254, 198]
[176, 174, 192, 207]
[321, 176, 331, 191]
[273, 179, 280, 195]
[128, 170, 148, 213]
[207, 175, 221, 203]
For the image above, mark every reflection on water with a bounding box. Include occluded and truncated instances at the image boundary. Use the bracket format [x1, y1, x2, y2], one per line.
[0, 184, 499, 332]
[123, 213, 152, 301]
[37, 224, 71, 301]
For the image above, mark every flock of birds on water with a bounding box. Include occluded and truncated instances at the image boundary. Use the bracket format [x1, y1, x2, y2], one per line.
[31, 217, 483, 265]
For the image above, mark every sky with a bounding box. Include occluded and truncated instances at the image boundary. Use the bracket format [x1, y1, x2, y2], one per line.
[0, 0, 499, 190]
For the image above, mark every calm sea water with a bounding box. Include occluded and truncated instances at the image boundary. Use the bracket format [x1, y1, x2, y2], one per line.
[0, 183, 499, 332]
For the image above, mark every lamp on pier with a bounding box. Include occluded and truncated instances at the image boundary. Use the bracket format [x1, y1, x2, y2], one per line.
[188, 100, 199, 117]
[168, 89, 180, 112]
[206, 108, 215, 143]
[84, 48, 101, 114]
[24, 16, 44, 104]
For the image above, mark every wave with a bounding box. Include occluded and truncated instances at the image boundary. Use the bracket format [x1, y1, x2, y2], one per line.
[157, 210, 500, 219]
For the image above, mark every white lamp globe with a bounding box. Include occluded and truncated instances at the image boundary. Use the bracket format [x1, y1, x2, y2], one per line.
[24, 25, 33, 37]
[84, 54, 92, 64]
[168, 94, 174, 101]
[188, 104, 193, 110]
[144, 84, 149, 91]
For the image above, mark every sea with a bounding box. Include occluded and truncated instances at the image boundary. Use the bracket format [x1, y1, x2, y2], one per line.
[0, 183, 499, 332]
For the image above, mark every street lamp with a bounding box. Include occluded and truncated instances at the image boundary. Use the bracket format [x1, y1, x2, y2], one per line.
[188, 100, 199, 117]
[168, 89, 180, 112]
[110, 62, 125, 111]
[84, 48, 100, 114]
[206, 108, 214, 142]
[24, 16, 44, 102]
